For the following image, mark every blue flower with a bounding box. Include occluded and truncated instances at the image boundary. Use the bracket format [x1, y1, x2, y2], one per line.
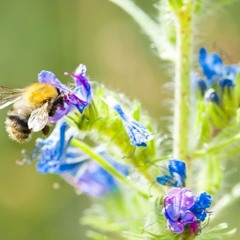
[199, 47, 223, 83]
[190, 192, 212, 221]
[198, 48, 239, 88]
[106, 96, 153, 147]
[156, 159, 186, 187]
[38, 64, 91, 122]
[32, 120, 128, 197]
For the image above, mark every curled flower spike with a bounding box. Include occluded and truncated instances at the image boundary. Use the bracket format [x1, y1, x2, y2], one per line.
[30, 120, 128, 197]
[105, 96, 153, 147]
[156, 159, 186, 187]
[163, 188, 212, 235]
[38, 64, 91, 122]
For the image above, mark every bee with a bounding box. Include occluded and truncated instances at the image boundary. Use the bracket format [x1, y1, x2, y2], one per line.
[0, 82, 64, 142]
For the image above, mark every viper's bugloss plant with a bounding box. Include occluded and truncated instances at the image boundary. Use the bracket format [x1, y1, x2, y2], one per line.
[15, 1, 240, 239]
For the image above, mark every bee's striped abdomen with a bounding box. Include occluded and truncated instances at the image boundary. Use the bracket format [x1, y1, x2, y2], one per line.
[5, 109, 32, 143]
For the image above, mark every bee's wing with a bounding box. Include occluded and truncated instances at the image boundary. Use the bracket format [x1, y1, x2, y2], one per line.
[28, 102, 49, 132]
[0, 86, 24, 109]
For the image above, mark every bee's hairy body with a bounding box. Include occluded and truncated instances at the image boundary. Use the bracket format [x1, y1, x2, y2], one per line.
[5, 83, 63, 142]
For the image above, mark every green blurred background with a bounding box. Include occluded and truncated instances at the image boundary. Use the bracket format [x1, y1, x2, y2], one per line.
[0, 1, 240, 239]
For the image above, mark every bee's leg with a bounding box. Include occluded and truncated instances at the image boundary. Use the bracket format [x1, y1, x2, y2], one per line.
[49, 95, 64, 117]
[42, 125, 50, 136]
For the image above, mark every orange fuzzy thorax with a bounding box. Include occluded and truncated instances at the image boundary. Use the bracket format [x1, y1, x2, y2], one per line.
[23, 83, 59, 107]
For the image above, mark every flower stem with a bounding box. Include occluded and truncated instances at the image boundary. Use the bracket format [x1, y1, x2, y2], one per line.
[172, 3, 194, 162]
[71, 138, 149, 199]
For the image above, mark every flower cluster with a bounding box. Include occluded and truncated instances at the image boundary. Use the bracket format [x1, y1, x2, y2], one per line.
[163, 188, 212, 235]
[25, 64, 154, 196]
[195, 48, 240, 129]
[156, 159, 212, 236]
[31, 120, 129, 197]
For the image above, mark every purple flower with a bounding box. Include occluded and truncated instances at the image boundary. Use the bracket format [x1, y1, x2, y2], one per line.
[163, 188, 212, 234]
[105, 96, 153, 147]
[156, 159, 186, 187]
[31, 120, 128, 197]
[65, 64, 91, 104]
[38, 64, 91, 122]
[163, 188, 197, 234]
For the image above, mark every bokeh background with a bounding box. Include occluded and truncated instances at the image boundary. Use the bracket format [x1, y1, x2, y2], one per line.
[0, 1, 240, 239]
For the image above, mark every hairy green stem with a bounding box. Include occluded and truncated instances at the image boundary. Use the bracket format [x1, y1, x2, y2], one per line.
[172, 3, 193, 162]
[71, 138, 149, 199]
[109, 0, 174, 60]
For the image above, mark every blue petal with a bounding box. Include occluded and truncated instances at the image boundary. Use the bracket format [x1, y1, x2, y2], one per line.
[219, 78, 234, 89]
[156, 175, 175, 186]
[156, 159, 186, 187]
[190, 192, 212, 221]
[61, 152, 129, 197]
[106, 97, 153, 147]
[169, 159, 186, 180]
[32, 120, 129, 197]
[197, 79, 207, 96]
[35, 120, 71, 173]
[38, 71, 69, 92]
[199, 48, 223, 82]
